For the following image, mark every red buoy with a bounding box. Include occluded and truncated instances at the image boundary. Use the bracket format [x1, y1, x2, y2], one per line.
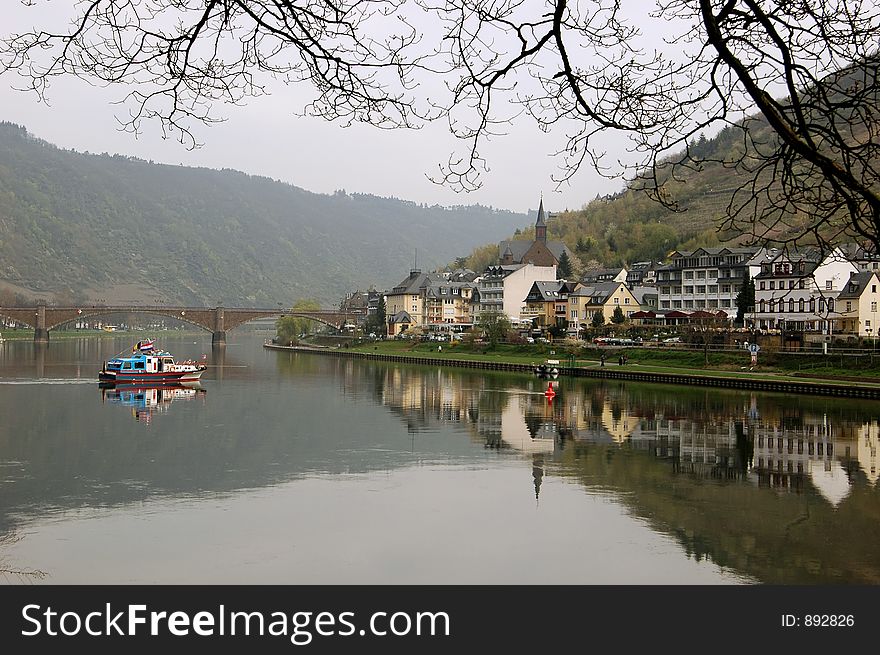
[544, 382, 556, 399]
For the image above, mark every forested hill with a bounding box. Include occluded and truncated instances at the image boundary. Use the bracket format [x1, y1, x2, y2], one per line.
[460, 121, 766, 274]
[0, 122, 527, 306]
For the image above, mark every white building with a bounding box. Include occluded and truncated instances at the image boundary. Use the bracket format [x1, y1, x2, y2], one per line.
[834, 271, 880, 336]
[753, 247, 858, 332]
[476, 263, 557, 321]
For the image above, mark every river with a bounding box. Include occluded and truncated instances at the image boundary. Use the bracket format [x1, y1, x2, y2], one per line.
[1, 333, 878, 584]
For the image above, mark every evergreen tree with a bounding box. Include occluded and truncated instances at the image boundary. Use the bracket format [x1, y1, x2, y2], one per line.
[736, 271, 756, 325]
[611, 305, 626, 324]
[557, 251, 573, 279]
[591, 310, 605, 328]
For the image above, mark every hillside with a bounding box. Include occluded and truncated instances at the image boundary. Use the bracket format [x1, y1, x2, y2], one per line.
[0, 122, 527, 306]
[460, 58, 879, 273]
[460, 122, 768, 274]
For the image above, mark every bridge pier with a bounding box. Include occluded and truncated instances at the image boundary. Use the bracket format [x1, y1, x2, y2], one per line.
[34, 305, 49, 343]
[212, 307, 226, 346]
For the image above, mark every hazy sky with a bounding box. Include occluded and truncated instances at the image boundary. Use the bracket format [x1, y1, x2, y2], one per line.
[0, 2, 676, 216]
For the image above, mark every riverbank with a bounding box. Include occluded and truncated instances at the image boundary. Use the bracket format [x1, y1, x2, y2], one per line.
[264, 341, 880, 399]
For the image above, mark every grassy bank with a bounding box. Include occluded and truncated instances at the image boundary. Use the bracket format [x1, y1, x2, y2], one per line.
[333, 339, 880, 384]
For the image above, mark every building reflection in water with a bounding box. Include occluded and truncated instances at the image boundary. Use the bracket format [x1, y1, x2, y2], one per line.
[100, 383, 206, 425]
[359, 364, 880, 505]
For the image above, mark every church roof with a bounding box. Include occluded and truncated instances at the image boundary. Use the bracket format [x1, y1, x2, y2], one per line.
[498, 239, 575, 264]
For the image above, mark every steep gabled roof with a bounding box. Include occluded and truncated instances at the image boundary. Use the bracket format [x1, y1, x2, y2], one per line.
[837, 271, 877, 299]
[525, 280, 567, 302]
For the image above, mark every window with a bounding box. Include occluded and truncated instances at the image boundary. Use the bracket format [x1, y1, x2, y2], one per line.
[798, 299, 804, 313]
[684, 286, 693, 294]
[760, 300, 766, 312]
[614, 297, 619, 304]
[624, 298, 630, 304]
[789, 280, 795, 289]
[684, 300, 694, 309]
[828, 298, 835, 311]
[721, 285, 730, 293]
[799, 279, 805, 289]
[134, 361, 145, 369]
[846, 301, 852, 312]
[769, 281, 775, 290]
[684, 271, 694, 280]
[788, 299, 794, 313]
[696, 285, 706, 293]
[123, 362, 132, 370]
[661, 287, 671, 295]
[809, 299, 815, 312]
[826, 280, 833, 290]
[873, 302, 878, 312]
[696, 271, 706, 279]
[708, 285, 718, 293]
[760, 281, 766, 290]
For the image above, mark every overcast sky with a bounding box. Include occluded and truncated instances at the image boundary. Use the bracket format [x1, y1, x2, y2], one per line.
[0, 1, 681, 216]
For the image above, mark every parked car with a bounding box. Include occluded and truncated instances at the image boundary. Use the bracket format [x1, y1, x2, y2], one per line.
[526, 337, 535, 344]
[663, 336, 681, 344]
[536, 337, 550, 344]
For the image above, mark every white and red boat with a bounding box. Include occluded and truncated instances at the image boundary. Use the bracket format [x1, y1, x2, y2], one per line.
[99, 340, 206, 383]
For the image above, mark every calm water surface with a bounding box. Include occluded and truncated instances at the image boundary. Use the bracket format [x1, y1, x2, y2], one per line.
[1, 333, 879, 584]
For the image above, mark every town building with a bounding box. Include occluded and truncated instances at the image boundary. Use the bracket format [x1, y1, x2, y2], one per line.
[475, 263, 558, 322]
[385, 269, 432, 336]
[753, 247, 858, 333]
[521, 280, 577, 333]
[424, 279, 477, 329]
[834, 271, 880, 337]
[655, 247, 768, 315]
[626, 261, 658, 287]
[582, 267, 628, 284]
[568, 281, 641, 328]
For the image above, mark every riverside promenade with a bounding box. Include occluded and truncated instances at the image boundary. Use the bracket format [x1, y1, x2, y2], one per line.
[264, 343, 880, 400]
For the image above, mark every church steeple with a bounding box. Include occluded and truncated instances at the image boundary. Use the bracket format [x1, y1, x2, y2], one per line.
[535, 195, 547, 243]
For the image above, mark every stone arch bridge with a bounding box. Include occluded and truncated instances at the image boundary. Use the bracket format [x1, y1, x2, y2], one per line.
[0, 305, 362, 345]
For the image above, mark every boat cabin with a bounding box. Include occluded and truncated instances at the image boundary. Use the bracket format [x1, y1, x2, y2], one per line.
[106, 352, 176, 373]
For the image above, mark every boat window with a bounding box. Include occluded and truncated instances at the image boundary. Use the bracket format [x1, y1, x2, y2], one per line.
[134, 361, 145, 369]
[163, 358, 173, 365]
[123, 362, 132, 370]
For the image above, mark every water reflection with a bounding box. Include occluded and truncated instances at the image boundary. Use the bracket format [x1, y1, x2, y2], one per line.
[338, 360, 880, 582]
[1, 338, 879, 583]
[100, 383, 206, 425]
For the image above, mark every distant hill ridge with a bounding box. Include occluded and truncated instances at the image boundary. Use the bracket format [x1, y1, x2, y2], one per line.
[0, 122, 527, 306]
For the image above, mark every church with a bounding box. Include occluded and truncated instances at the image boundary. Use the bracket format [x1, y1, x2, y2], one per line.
[498, 197, 578, 268]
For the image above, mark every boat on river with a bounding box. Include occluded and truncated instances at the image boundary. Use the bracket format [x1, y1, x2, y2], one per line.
[99, 340, 206, 383]
[534, 358, 560, 378]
